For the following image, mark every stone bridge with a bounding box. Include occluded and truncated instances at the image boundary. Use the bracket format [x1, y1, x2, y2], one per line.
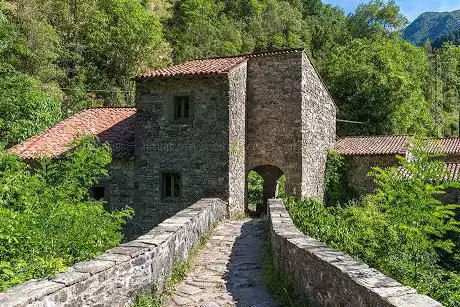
[0, 199, 441, 307]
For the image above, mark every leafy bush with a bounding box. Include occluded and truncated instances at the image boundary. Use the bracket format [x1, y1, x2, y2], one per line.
[247, 170, 263, 209]
[285, 142, 460, 306]
[0, 68, 61, 148]
[0, 137, 132, 290]
[324, 150, 355, 206]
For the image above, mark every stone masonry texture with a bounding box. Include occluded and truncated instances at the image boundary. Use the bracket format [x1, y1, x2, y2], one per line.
[133, 71, 244, 233]
[227, 62, 247, 215]
[129, 50, 336, 232]
[167, 219, 280, 307]
[268, 198, 442, 307]
[0, 199, 227, 307]
[246, 51, 336, 202]
[344, 155, 399, 197]
[104, 159, 135, 211]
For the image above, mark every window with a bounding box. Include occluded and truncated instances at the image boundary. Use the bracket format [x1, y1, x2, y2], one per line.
[90, 186, 105, 200]
[174, 96, 190, 120]
[161, 173, 181, 199]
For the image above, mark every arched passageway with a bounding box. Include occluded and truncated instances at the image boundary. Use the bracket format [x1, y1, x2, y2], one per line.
[247, 165, 284, 215]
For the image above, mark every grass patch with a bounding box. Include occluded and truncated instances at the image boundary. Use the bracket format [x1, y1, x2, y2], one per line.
[133, 225, 215, 307]
[262, 224, 306, 307]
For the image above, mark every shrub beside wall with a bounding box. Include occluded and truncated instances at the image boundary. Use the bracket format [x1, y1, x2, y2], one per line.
[268, 199, 442, 307]
[0, 198, 227, 306]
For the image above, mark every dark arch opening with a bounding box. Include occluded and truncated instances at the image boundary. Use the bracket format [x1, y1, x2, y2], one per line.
[247, 165, 284, 216]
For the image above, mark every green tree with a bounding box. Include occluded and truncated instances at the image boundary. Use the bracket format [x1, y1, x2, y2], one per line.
[4, 0, 168, 115]
[0, 68, 61, 147]
[428, 43, 460, 136]
[247, 170, 263, 210]
[0, 137, 132, 290]
[324, 37, 434, 136]
[348, 0, 408, 39]
[285, 140, 460, 306]
[167, 0, 308, 62]
[308, 4, 350, 62]
[167, 0, 244, 62]
[78, 0, 168, 108]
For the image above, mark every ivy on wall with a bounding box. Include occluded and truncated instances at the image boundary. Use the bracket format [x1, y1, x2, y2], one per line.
[324, 150, 355, 206]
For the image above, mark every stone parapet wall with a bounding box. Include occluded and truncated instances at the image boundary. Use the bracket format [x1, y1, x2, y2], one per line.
[268, 199, 442, 307]
[0, 198, 227, 307]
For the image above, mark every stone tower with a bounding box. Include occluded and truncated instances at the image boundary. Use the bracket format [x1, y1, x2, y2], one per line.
[132, 49, 336, 232]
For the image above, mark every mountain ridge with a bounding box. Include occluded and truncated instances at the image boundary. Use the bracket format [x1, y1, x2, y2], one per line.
[402, 9, 460, 46]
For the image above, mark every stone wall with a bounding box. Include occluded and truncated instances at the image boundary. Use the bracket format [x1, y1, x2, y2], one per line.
[246, 52, 303, 196]
[134, 73, 240, 233]
[0, 198, 227, 307]
[246, 50, 336, 200]
[228, 62, 247, 214]
[268, 199, 442, 307]
[104, 159, 135, 211]
[301, 52, 336, 199]
[344, 155, 399, 197]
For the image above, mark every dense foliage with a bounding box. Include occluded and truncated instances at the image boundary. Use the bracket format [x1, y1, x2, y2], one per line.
[0, 0, 168, 145]
[427, 43, 460, 136]
[433, 29, 460, 49]
[0, 137, 132, 290]
[285, 143, 460, 306]
[324, 36, 434, 135]
[247, 170, 263, 211]
[323, 150, 354, 206]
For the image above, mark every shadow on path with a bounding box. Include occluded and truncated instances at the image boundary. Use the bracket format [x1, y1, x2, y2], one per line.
[167, 219, 280, 306]
[224, 219, 281, 307]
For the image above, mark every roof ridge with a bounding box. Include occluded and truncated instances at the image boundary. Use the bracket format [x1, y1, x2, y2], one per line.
[423, 136, 460, 140]
[338, 135, 409, 139]
[193, 48, 305, 61]
[87, 106, 137, 110]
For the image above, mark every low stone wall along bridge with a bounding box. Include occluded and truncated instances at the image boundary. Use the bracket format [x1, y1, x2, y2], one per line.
[0, 199, 442, 307]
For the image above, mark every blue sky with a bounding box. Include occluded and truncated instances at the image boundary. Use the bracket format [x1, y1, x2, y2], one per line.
[322, 0, 460, 21]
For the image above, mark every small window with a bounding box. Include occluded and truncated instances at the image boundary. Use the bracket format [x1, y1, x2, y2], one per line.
[174, 96, 190, 120]
[161, 173, 181, 199]
[90, 186, 105, 200]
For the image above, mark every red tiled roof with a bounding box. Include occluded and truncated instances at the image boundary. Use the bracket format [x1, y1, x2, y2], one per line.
[445, 163, 460, 181]
[138, 57, 247, 78]
[399, 162, 460, 181]
[9, 107, 136, 160]
[335, 136, 408, 156]
[137, 48, 304, 79]
[336, 135, 460, 156]
[425, 138, 460, 155]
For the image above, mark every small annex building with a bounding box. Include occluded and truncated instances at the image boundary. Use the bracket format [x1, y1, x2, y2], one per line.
[336, 135, 460, 202]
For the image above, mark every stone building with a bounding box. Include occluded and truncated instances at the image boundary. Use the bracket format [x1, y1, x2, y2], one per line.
[9, 107, 137, 210]
[10, 48, 336, 234]
[335, 135, 460, 202]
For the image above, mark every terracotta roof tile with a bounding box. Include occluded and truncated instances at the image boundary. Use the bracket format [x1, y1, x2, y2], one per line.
[336, 135, 460, 156]
[9, 107, 136, 160]
[425, 138, 460, 154]
[138, 57, 247, 78]
[137, 48, 304, 79]
[446, 162, 460, 181]
[335, 136, 408, 156]
[400, 162, 460, 181]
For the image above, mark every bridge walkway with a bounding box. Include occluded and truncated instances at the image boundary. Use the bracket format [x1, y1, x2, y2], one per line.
[167, 219, 281, 307]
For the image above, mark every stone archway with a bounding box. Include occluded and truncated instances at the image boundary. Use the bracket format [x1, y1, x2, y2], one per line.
[249, 165, 284, 215]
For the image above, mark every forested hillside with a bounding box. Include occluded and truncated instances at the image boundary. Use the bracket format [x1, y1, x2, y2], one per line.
[433, 28, 460, 48]
[1, 0, 460, 146]
[402, 9, 460, 46]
